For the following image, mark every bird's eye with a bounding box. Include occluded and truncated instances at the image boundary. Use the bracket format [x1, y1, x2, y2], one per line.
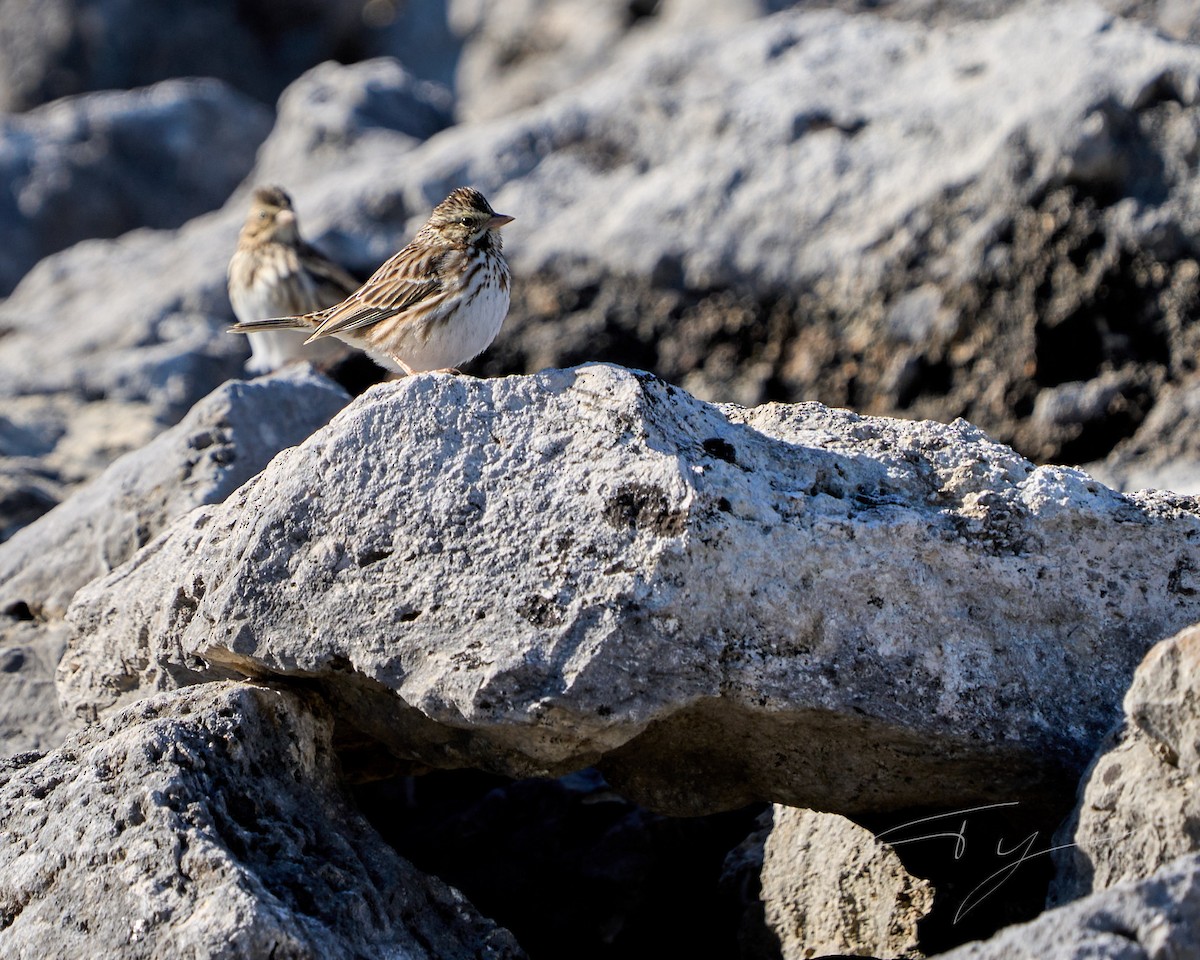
[459, 217, 470, 226]
[258, 211, 269, 220]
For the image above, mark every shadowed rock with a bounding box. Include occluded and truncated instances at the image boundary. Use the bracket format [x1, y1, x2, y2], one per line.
[1050, 623, 1200, 905]
[0, 681, 525, 958]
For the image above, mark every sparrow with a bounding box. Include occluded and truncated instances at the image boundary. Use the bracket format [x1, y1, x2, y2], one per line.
[227, 185, 361, 374]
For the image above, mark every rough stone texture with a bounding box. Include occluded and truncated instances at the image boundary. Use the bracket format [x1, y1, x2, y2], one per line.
[448, 0, 1200, 128]
[0, 619, 72, 756]
[1106, 0, 1200, 41]
[0, 0, 367, 112]
[1049, 624, 1200, 906]
[760, 806, 932, 958]
[0, 681, 525, 959]
[0, 366, 350, 622]
[7, 5, 1199, 541]
[935, 852, 1200, 959]
[449, 0, 793, 124]
[0, 368, 348, 759]
[60, 365, 1200, 816]
[0, 213, 253, 538]
[0, 78, 272, 296]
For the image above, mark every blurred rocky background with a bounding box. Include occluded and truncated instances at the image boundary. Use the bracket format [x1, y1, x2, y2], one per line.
[4, 1, 1200, 958]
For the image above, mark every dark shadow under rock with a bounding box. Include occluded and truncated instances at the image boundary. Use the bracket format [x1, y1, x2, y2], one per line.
[354, 768, 765, 960]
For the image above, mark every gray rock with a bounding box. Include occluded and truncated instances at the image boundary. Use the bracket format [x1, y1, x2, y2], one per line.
[452, 4, 1197, 293]
[279, 1, 1200, 464]
[0, 77, 272, 296]
[0, 468, 61, 545]
[0, 366, 350, 622]
[0, 0, 367, 112]
[60, 365, 1200, 816]
[1049, 624, 1200, 905]
[0, 367, 348, 758]
[1084, 378, 1200, 495]
[360, 0, 463, 91]
[0, 681, 525, 959]
[451, 0, 961, 124]
[760, 806, 932, 958]
[0, 397, 167, 543]
[0, 618, 72, 755]
[249, 58, 453, 188]
[0, 213, 250, 537]
[6, 4, 1196, 543]
[1106, 0, 1200, 41]
[450, 0, 656, 123]
[934, 852, 1200, 959]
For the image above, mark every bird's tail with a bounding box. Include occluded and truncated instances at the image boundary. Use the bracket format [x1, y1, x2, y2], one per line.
[229, 309, 329, 335]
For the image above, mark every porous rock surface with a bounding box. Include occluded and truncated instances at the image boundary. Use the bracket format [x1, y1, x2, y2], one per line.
[61, 365, 1200, 815]
[0, 214, 251, 538]
[0, 619, 72, 756]
[248, 57, 453, 188]
[1049, 623, 1200, 905]
[78, 0, 1197, 471]
[760, 806, 932, 958]
[454, 0, 1200, 466]
[0, 681, 524, 959]
[7, 3, 1200, 542]
[1085, 379, 1200, 495]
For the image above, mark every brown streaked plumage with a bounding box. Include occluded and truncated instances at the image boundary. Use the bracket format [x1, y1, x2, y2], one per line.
[227, 185, 361, 374]
[229, 187, 513, 376]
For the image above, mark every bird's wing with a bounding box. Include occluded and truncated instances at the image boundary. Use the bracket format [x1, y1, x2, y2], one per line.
[307, 247, 446, 341]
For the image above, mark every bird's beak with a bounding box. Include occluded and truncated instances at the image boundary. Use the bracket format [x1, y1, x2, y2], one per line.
[276, 209, 296, 227]
[488, 213, 514, 229]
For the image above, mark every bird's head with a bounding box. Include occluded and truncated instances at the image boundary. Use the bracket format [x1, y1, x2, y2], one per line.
[428, 187, 514, 246]
[240, 185, 300, 245]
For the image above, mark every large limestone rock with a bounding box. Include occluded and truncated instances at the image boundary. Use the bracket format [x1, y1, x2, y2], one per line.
[224, 1, 1200, 466]
[1049, 624, 1200, 904]
[61, 365, 1200, 816]
[0, 619, 72, 755]
[449, 0, 787, 124]
[7, 4, 1199, 543]
[760, 806, 932, 958]
[1085, 378, 1200, 495]
[0, 213, 252, 536]
[248, 57, 453, 188]
[0, 681, 525, 959]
